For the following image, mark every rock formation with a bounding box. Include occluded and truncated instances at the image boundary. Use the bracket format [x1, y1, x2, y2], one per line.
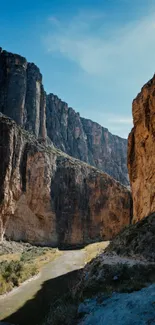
[46, 95, 129, 185]
[106, 212, 155, 261]
[128, 74, 155, 222]
[0, 49, 46, 139]
[0, 47, 129, 185]
[0, 114, 132, 247]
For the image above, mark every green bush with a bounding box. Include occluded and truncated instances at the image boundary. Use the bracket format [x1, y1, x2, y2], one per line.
[0, 274, 13, 294]
[20, 247, 47, 263]
[0, 259, 38, 295]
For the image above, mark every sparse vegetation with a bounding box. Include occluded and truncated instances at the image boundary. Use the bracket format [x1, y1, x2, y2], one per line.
[43, 260, 155, 325]
[20, 246, 47, 263]
[73, 258, 155, 301]
[84, 241, 109, 263]
[0, 260, 37, 294]
[0, 242, 61, 295]
[105, 212, 155, 261]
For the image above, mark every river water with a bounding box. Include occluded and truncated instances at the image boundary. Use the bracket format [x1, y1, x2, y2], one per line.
[0, 250, 86, 325]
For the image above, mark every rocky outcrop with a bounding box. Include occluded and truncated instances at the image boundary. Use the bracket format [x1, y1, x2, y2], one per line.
[0, 114, 132, 247]
[0, 49, 46, 139]
[128, 74, 155, 222]
[0, 47, 128, 185]
[106, 212, 155, 261]
[46, 94, 129, 185]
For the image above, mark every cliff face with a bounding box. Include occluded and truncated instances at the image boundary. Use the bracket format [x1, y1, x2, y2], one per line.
[128, 74, 155, 222]
[0, 47, 128, 186]
[46, 95, 129, 185]
[0, 114, 132, 247]
[0, 49, 46, 139]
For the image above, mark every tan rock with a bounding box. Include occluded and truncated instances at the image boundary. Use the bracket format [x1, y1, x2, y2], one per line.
[0, 114, 132, 247]
[128, 74, 155, 222]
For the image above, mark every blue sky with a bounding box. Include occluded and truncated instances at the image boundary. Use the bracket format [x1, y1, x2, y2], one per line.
[1, 0, 155, 138]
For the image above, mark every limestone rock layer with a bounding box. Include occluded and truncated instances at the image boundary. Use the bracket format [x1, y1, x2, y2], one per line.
[46, 95, 129, 185]
[0, 114, 132, 247]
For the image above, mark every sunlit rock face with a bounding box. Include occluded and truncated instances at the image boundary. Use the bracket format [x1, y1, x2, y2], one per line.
[128, 74, 155, 222]
[0, 48, 129, 185]
[0, 114, 132, 247]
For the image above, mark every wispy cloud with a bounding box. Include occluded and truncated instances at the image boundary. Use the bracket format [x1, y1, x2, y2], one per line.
[48, 16, 60, 27]
[106, 115, 133, 138]
[43, 7, 155, 138]
[106, 115, 133, 125]
[84, 112, 133, 138]
[45, 10, 155, 79]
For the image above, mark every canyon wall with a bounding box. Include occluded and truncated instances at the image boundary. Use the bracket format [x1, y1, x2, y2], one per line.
[0, 47, 128, 185]
[0, 48, 47, 139]
[46, 95, 128, 185]
[0, 114, 132, 247]
[128, 74, 155, 222]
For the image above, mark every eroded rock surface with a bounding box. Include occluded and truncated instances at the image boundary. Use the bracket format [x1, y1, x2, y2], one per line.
[106, 212, 155, 261]
[46, 94, 129, 185]
[0, 114, 132, 247]
[0, 49, 46, 139]
[0, 47, 128, 185]
[128, 74, 155, 222]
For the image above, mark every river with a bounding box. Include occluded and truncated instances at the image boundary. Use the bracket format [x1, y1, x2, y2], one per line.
[0, 250, 86, 325]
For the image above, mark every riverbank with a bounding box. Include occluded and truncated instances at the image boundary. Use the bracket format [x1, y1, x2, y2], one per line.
[0, 250, 86, 324]
[43, 252, 155, 325]
[0, 240, 61, 295]
[2, 243, 155, 325]
[0, 272, 40, 300]
[0, 241, 109, 324]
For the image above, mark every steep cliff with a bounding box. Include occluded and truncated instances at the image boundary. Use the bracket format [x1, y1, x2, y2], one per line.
[0, 48, 46, 139]
[46, 94, 128, 185]
[0, 47, 128, 185]
[128, 74, 155, 222]
[0, 113, 132, 246]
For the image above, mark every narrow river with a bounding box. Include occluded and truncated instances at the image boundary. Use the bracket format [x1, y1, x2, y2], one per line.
[0, 250, 86, 325]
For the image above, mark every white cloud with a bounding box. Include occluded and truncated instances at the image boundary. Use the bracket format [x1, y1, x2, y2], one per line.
[106, 115, 133, 125]
[92, 113, 133, 138]
[43, 7, 155, 138]
[48, 16, 60, 27]
[45, 10, 155, 82]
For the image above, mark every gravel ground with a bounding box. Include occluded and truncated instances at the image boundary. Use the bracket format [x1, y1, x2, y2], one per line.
[0, 240, 33, 255]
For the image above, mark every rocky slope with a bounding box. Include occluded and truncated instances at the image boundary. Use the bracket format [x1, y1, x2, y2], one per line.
[106, 212, 155, 261]
[0, 47, 128, 185]
[0, 113, 132, 246]
[128, 74, 155, 221]
[76, 284, 155, 325]
[42, 245, 155, 325]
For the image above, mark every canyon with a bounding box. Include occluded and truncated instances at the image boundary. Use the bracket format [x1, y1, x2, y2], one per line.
[0, 48, 129, 186]
[0, 45, 155, 325]
[0, 47, 132, 246]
